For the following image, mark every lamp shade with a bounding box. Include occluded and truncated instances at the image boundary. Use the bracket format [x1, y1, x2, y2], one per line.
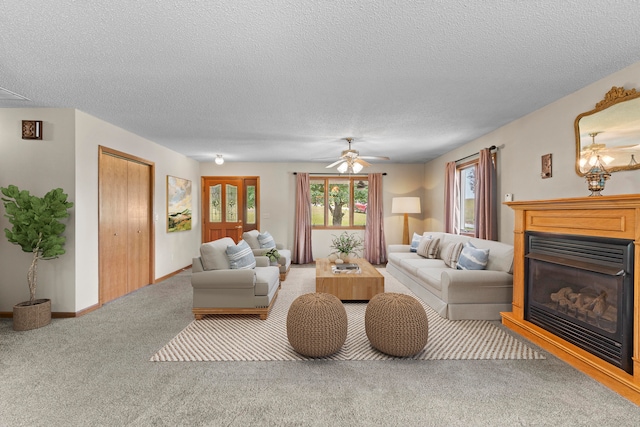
[391, 197, 421, 214]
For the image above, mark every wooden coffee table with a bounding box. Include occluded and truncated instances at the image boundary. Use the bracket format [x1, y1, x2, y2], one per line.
[315, 258, 384, 301]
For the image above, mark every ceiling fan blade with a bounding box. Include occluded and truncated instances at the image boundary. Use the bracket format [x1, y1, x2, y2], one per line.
[326, 159, 345, 168]
[355, 158, 371, 167]
[359, 155, 391, 161]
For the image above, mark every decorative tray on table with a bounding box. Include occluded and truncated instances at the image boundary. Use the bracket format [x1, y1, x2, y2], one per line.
[331, 263, 361, 274]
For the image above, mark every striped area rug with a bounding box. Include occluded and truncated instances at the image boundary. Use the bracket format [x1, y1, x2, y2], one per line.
[151, 267, 545, 361]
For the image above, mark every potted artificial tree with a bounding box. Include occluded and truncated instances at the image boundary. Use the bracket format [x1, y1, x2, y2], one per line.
[1, 185, 73, 331]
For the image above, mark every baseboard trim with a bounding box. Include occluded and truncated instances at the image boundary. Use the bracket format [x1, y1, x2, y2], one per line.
[0, 265, 192, 320]
[156, 264, 191, 283]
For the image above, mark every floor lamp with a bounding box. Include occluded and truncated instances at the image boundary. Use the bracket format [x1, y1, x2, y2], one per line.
[391, 197, 421, 244]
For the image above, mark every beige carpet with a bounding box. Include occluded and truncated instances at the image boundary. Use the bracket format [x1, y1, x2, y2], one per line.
[151, 267, 545, 361]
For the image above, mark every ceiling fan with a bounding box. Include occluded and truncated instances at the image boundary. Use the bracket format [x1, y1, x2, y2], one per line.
[325, 138, 390, 173]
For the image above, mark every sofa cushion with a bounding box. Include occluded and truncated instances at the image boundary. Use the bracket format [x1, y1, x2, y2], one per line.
[417, 237, 440, 259]
[226, 240, 257, 270]
[439, 241, 464, 268]
[387, 252, 423, 268]
[457, 242, 490, 270]
[242, 230, 260, 249]
[258, 231, 276, 248]
[469, 238, 514, 273]
[400, 258, 447, 276]
[410, 232, 422, 252]
[200, 237, 235, 270]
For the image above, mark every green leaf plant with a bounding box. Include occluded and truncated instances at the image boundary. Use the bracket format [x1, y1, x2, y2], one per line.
[1, 185, 74, 305]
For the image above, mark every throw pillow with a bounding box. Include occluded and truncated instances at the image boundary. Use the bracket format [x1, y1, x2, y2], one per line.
[226, 240, 256, 270]
[439, 241, 464, 268]
[417, 237, 440, 259]
[410, 232, 422, 252]
[456, 242, 490, 270]
[258, 231, 276, 249]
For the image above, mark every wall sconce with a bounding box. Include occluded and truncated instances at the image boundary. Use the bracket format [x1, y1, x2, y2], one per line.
[214, 154, 224, 165]
[391, 197, 421, 244]
[22, 120, 42, 140]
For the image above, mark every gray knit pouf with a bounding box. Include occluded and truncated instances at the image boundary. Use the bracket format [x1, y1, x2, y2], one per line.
[286, 293, 347, 357]
[365, 292, 428, 357]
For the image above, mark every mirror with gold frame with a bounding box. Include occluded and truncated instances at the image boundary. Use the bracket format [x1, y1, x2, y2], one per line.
[575, 86, 640, 176]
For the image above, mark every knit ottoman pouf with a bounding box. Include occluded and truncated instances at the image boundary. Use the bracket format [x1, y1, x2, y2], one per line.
[286, 293, 348, 357]
[365, 293, 429, 357]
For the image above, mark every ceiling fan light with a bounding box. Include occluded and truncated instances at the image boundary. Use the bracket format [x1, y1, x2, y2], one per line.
[352, 162, 364, 173]
[337, 162, 348, 173]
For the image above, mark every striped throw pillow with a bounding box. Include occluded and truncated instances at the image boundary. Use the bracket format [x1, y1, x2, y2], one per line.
[417, 237, 440, 259]
[439, 241, 464, 268]
[226, 240, 256, 270]
[456, 242, 490, 270]
[258, 231, 276, 249]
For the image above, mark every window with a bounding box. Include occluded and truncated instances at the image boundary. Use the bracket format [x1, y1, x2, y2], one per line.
[458, 162, 476, 235]
[310, 177, 368, 228]
[456, 153, 496, 235]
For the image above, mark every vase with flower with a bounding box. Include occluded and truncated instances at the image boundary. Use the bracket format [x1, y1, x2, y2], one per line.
[329, 231, 363, 263]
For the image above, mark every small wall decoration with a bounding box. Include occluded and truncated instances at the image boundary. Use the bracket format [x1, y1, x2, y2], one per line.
[22, 120, 42, 140]
[541, 153, 552, 179]
[167, 176, 192, 232]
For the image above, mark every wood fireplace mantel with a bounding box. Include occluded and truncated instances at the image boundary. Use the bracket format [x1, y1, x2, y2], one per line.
[503, 194, 640, 405]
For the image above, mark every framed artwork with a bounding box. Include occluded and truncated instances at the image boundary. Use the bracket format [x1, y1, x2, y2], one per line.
[541, 153, 552, 179]
[167, 175, 192, 232]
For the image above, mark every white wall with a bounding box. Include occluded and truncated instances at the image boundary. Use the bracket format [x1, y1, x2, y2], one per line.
[74, 110, 201, 311]
[199, 161, 425, 259]
[424, 61, 640, 244]
[0, 108, 201, 313]
[0, 108, 77, 312]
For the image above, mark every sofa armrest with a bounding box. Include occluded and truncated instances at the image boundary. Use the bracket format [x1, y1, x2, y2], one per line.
[191, 269, 256, 289]
[387, 244, 411, 253]
[440, 269, 513, 303]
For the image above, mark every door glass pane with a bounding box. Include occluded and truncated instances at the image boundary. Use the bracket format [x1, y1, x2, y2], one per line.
[354, 179, 368, 226]
[310, 181, 325, 226]
[328, 179, 350, 226]
[226, 184, 238, 222]
[246, 185, 256, 224]
[460, 166, 476, 234]
[210, 184, 222, 223]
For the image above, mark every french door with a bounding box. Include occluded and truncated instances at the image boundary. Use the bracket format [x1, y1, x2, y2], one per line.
[202, 177, 259, 243]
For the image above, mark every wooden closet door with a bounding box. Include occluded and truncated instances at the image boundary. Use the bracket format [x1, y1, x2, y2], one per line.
[127, 161, 151, 292]
[99, 154, 129, 303]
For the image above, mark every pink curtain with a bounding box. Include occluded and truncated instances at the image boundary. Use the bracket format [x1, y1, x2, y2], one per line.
[364, 173, 386, 264]
[292, 173, 314, 264]
[475, 148, 498, 240]
[444, 161, 459, 234]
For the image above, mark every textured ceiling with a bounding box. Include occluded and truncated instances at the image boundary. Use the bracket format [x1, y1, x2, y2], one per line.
[2, 0, 640, 164]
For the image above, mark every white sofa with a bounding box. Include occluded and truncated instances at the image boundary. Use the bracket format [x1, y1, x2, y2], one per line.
[191, 237, 281, 320]
[386, 232, 514, 320]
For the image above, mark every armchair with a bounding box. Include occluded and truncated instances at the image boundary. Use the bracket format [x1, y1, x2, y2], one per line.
[242, 230, 292, 281]
[192, 237, 281, 320]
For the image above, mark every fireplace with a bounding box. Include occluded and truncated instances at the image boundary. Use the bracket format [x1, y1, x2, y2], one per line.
[524, 232, 634, 373]
[503, 194, 640, 404]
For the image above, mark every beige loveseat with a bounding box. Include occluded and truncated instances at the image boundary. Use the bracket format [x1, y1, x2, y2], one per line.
[191, 237, 281, 320]
[386, 232, 514, 320]
[242, 230, 292, 281]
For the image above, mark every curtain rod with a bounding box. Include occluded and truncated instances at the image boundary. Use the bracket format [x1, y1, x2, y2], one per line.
[293, 172, 387, 176]
[455, 145, 497, 164]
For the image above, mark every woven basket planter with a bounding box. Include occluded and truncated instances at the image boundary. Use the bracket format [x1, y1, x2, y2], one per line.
[13, 299, 51, 331]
